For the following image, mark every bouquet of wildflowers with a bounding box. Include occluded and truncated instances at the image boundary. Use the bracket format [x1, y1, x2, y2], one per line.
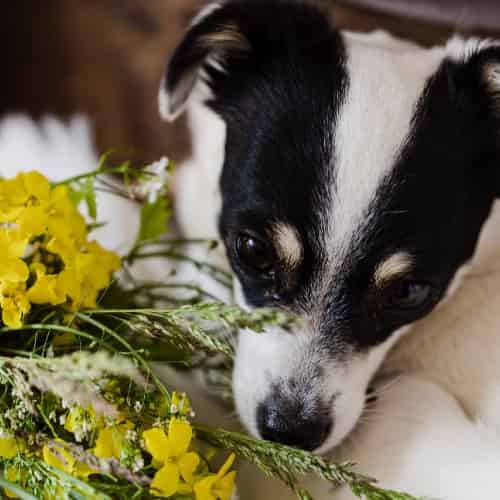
[0, 159, 421, 500]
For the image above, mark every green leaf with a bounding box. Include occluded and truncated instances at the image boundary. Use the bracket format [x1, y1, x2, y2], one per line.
[82, 177, 97, 220]
[67, 177, 97, 220]
[138, 198, 171, 242]
[68, 185, 85, 207]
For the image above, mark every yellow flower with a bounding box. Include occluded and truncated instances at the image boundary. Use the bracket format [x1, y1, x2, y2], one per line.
[0, 436, 22, 459]
[43, 441, 76, 474]
[0, 178, 24, 222]
[0, 171, 50, 223]
[194, 454, 237, 500]
[20, 171, 51, 204]
[27, 263, 66, 306]
[17, 205, 49, 237]
[0, 229, 29, 284]
[94, 422, 134, 460]
[64, 405, 105, 440]
[47, 239, 121, 310]
[47, 185, 87, 245]
[85, 241, 122, 290]
[0, 171, 121, 327]
[143, 419, 200, 498]
[0, 282, 30, 328]
[42, 441, 96, 479]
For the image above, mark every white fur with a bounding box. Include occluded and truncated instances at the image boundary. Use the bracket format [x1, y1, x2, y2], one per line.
[327, 35, 443, 262]
[190, 1, 223, 27]
[446, 35, 500, 62]
[171, 99, 232, 303]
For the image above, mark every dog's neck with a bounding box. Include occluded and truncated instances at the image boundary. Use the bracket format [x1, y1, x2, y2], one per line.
[384, 200, 500, 423]
[466, 200, 500, 274]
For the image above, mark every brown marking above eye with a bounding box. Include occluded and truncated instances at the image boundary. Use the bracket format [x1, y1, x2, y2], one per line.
[198, 22, 251, 53]
[374, 252, 414, 287]
[271, 223, 303, 269]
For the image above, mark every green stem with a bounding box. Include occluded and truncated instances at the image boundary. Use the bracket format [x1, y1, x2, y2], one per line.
[129, 251, 232, 285]
[74, 312, 170, 402]
[0, 324, 118, 354]
[37, 403, 58, 439]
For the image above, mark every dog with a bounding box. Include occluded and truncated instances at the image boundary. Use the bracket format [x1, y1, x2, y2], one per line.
[161, 1, 500, 498]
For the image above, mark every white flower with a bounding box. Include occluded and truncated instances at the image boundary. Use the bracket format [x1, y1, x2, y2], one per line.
[133, 457, 145, 472]
[125, 429, 138, 441]
[137, 157, 170, 203]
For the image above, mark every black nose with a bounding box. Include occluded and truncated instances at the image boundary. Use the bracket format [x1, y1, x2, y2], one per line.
[256, 400, 332, 451]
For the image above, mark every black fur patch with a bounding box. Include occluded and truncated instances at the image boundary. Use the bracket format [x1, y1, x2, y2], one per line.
[320, 48, 500, 350]
[202, 1, 349, 308]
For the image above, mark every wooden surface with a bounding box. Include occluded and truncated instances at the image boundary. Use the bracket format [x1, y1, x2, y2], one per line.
[1, 1, 497, 165]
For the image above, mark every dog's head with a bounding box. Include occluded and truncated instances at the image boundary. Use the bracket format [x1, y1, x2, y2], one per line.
[162, 0, 500, 452]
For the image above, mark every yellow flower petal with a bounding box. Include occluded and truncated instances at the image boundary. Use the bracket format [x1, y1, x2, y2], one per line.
[0, 283, 31, 328]
[94, 428, 116, 459]
[94, 423, 131, 460]
[168, 418, 193, 458]
[74, 461, 97, 479]
[194, 475, 217, 500]
[42, 442, 75, 473]
[216, 454, 236, 480]
[177, 482, 194, 495]
[0, 437, 20, 459]
[151, 463, 180, 498]
[194, 454, 237, 500]
[0, 259, 29, 283]
[214, 471, 237, 500]
[20, 171, 50, 203]
[143, 428, 170, 464]
[0, 229, 29, 283]
[0, 229, 28, 259]
[17, 205, 49, 237]
[178, 451, 200, 484]
[27, 267, 66, 305]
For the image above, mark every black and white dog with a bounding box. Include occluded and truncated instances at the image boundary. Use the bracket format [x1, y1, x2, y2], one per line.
[161, 1, 500, 498]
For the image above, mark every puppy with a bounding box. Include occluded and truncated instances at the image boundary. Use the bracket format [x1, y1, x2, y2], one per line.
[162, 1, 500, 498]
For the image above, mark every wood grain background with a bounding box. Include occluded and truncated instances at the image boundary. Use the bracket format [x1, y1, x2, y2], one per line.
[1, 1, 495, 165]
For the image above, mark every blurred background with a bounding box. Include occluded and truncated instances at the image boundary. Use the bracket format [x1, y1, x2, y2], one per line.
[2, 0, 499, 166]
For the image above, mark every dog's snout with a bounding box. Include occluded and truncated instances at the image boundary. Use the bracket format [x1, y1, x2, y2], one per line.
[256, 399, 332, 451]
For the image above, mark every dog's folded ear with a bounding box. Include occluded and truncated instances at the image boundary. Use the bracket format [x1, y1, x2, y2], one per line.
[160, 0, 335, 122]
[159, 2, 252, 122]
[446, 38, 500, 125]
[444, 38, 500, 192]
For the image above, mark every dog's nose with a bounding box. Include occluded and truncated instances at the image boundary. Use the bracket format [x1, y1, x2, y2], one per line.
[256, 400, 332, 451]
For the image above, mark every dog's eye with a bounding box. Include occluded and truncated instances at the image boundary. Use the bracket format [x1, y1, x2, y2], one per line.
[386, 280, 431, 310]
[235, 233, 276, 276]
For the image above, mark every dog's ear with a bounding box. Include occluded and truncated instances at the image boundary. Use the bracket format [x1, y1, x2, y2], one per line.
[444, 38, 500, 191]
[445, 38, 500, 108]
[159, 2, 252, 122]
